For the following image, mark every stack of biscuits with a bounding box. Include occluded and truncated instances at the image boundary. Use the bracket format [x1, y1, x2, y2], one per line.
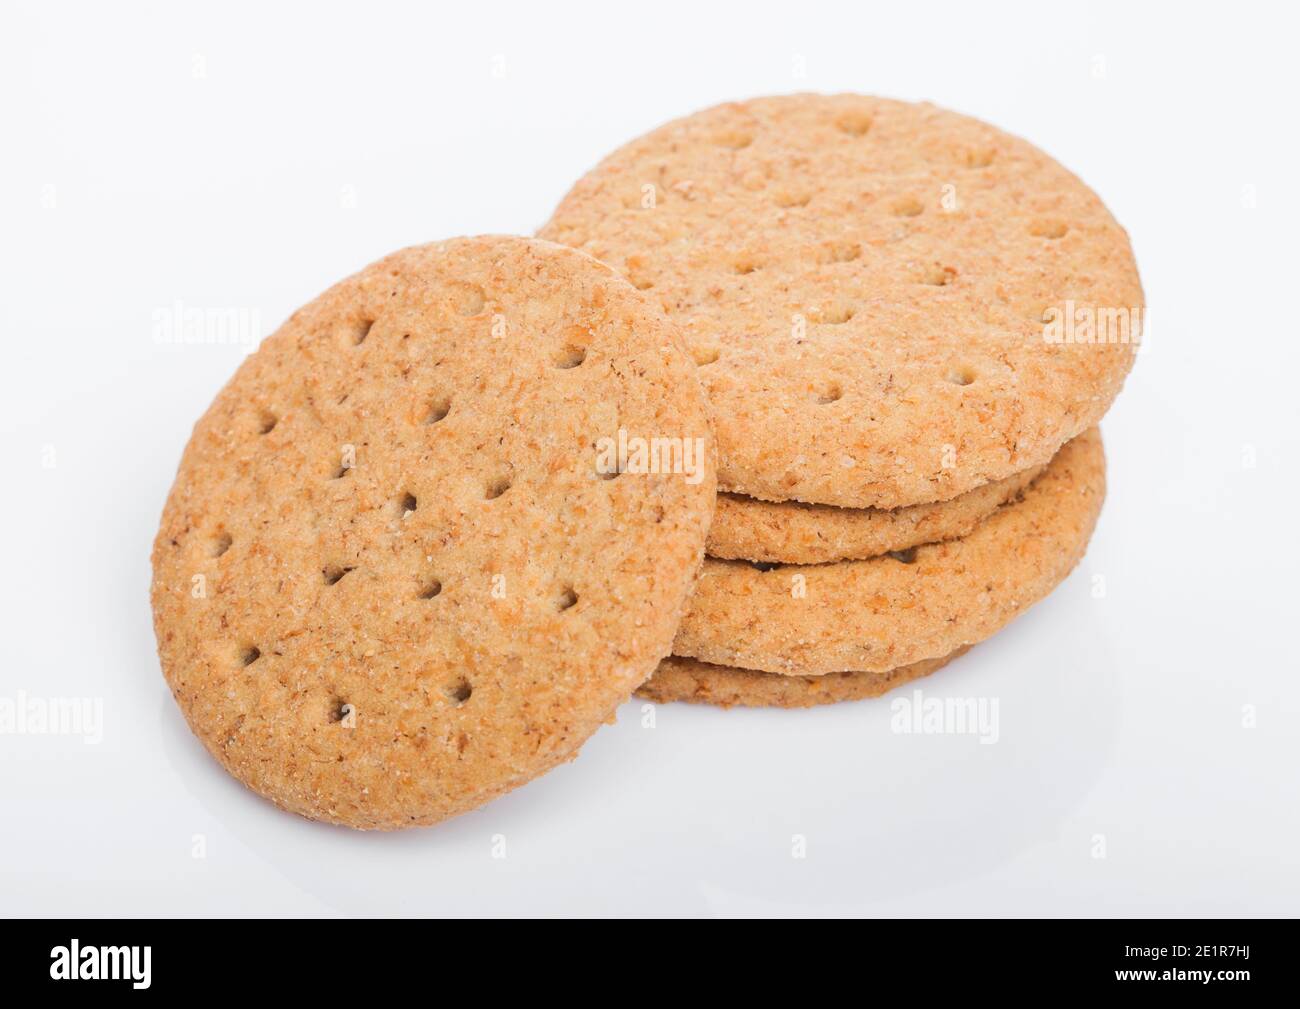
[539, 94, 1140, 709]
[151, 94, 1141, 829]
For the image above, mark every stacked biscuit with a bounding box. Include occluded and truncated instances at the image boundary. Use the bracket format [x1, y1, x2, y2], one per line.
[539, 94, 1140, 708]
[152, 94, 1141, 829]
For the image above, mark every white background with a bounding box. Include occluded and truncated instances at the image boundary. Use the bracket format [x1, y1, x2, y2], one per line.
[2, 0, 1297, 917]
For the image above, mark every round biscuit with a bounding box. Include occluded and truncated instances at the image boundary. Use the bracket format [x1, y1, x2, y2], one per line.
[151, 236, 716, 829]
[540, 94, 1141, 508]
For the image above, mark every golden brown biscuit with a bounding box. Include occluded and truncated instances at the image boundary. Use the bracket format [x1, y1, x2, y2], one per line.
[709, 464, 1042, 564]
[540, 95, 1141, 509]
[673, 429, 1103, 675]
[636, 648, 968, 708]
[151, 237, 716, 830]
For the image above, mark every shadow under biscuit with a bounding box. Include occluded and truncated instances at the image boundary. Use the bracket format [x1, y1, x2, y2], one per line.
[630, 588, 1123, 911]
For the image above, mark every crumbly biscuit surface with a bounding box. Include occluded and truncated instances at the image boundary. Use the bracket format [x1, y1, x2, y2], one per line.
[151, 237, 715, 829]
[674, 429, 1104, 675]
[540, 95, 1141, 508]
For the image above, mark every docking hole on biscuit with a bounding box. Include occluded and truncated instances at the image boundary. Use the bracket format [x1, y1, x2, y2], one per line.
[774, 189, 813, 209]
[331, 700, 351, 722]
[918, 265, 957, 286]
[209, 531, 233, 558]
[891, 196, 925, 218]
[484, 475, 511, 500]
[888, 548, 919, 564]
[257, 410, 278, 434]
[238, 645, 261, 667]
[451, 282, 486, 316]
[732, 255, 762, 275]
[424, 396, 451, 425]
[342, 318, 373, 347]
[835, 111, 873, 136]
[713, 128, 753, 150]
[553, 345, 587, 369]
[445, 679, 473, 704]
[556, 586, 578, 612]
[812, 382, 843, 405]
[820, 241, 862, 264]
[622, 255, 654, 290]
[418, 578, 443, 600]
[812, 305, 854, 325]
[945, 365, 976, 387]
[400, 492, 418, 515]
[323, 565, 354, 586]
[1029, 218, 1069, 239]
[692, 345, 721, 366]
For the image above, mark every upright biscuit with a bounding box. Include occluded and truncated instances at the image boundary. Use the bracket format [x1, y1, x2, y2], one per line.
[674, 429, 1104, 675]
[540, 94, 1141, 508]
[709, 463, 1042, 565]
[151, 237, 716, 829]
[637, 649, 968, 709]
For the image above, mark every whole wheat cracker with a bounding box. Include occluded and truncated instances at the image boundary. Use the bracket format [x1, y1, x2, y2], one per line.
[151, 237, 715, 830]
[673, 428, 1104, 675]
[540, 94, 1141, 508]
